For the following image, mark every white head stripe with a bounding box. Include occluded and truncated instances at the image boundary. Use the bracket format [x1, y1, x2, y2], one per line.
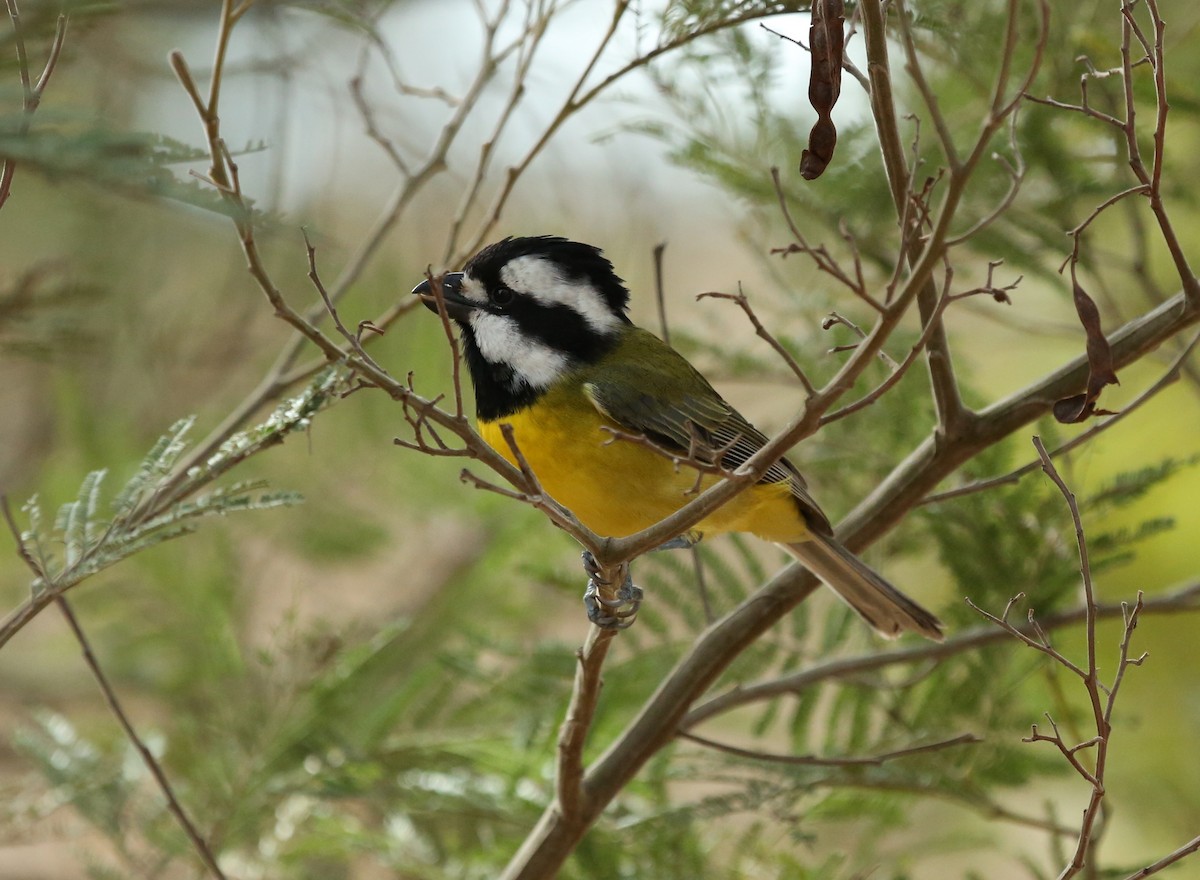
[468, 311, 571, 391]
[500, 255, 621, 335]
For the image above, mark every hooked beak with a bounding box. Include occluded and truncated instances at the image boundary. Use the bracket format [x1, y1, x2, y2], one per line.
[412, 272, 475, 322]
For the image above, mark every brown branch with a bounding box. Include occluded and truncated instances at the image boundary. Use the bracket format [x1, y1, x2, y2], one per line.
[0, 3, 68, 211]
[459, 468, 534, 503]
[894, 0, 959, 171]
[820, 288, 954, 425]
[859, 0, 969, 435]
[598, 425, 724, 483]
[945, 112, 1028, 248]
[965, 437, 1152, 880]
[679, 731, 979, 767]
[770, 168, 882, 312]
[0, 499, 228, 879]
[442, 0, 552, 263]
[682, 579, 1199, 732]
[55, 595, 229, 879]
[652, 241, 670, 345]
[464, 1, 795, 259]
[1127, 0, 1200, 306]
[557, 627, 617, 820]
[348, 73, 410, 175]
[697, 287, 816, 395]
[966, 594, 1089, 681]
[821, 311, 899, 369]
[922, 327, 1200, 504]
[302, 228, 381, 365]
[419, 268, 468, 418]
[1024, 715, 1100, 787]
[1122, 833, 1200, 879]
[1033, 437, 1101, 689]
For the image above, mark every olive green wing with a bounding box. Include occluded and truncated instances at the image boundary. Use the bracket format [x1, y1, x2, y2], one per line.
[581, 356, 833, 536]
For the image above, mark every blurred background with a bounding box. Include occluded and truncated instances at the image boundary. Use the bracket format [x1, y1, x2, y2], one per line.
[1, 0, 1199, 878]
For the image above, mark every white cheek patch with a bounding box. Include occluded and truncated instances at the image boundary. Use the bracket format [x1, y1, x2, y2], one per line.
[469, 311, 571, 391]
[500, 256, 622, 335]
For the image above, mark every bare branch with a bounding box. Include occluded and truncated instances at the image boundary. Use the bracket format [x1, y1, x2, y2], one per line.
[652, 241, 670, 345]
[1121, 833, 1200, 880]
[894, 0, 959, 171]
[682, 580, 1200, 731]
[55, 594, 229, 879]
[697, 286, 817, 395]
[1, 498, 228, 879]
[962, 436, 1154, 880]
[922, 327, 1200, 504]
[557, 627, 617, 819]
[770, 168, 882, 312]
[679, 731, 980, 767]
[966, 595, 1089, 680]
[0, 3, 68, 211]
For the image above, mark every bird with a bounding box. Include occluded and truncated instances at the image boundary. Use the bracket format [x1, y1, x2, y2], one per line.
[412, 235, 943, 640]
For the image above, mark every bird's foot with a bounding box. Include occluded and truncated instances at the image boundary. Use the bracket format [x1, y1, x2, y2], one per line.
[581, 551, 643, 630]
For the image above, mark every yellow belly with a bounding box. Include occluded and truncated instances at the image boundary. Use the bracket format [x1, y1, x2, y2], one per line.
[478, 397, 810, 543]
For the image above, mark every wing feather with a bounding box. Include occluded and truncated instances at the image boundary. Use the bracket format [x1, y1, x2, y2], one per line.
[582, 360, 832, 536]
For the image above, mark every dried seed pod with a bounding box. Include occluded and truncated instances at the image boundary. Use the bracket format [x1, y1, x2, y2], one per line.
[800, 0, 845, 180]
[1054, 278, 1120, 423]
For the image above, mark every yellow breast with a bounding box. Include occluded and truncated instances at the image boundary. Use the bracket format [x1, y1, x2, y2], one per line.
[478, 390, 810, 543]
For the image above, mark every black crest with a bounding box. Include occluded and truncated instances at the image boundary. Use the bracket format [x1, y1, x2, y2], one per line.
[464, 236, 631, 317]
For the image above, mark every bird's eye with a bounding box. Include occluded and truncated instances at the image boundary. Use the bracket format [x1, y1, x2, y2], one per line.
[491, 286, 515, 307]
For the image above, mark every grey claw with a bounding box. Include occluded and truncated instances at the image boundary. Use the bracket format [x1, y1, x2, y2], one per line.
[581, 559, 643, 630]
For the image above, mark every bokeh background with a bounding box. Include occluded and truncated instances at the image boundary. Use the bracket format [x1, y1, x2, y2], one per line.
[2, 1, 1199, 878]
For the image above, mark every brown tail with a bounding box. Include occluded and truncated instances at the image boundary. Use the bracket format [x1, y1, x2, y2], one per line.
[783, 534, 943, 641]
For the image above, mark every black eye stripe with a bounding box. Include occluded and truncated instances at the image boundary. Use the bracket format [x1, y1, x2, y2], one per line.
[508, 300, 615, 362]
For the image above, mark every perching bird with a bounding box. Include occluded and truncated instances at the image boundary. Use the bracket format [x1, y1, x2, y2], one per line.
[412, 236, 943, 640]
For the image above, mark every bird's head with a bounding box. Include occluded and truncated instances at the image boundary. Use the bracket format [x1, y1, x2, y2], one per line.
[412, 236, 632, 418]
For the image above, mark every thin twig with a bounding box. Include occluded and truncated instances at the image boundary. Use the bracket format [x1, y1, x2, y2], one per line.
[442, 0, 552, 262]
[0, 3, 68, 211]
[820, 289, 953, 425]
[894, 0, 959, 171]
[302, 228, 377, 362]
[465, 1, 793, 258]
[0, 499, 227, 879]
[1121, 833, 1200, 880]
[966, 436, 1151, 880]
[820, 311, 899, 369]
[698, 287, 816, 395]
[55, 596, 229, 879]
[922, 328, 1200, 505]
[683, 579, 1200, 730]
[652, 241, 670, 345]
[679, 731, 979, 767]
[770, 168, 883, 312]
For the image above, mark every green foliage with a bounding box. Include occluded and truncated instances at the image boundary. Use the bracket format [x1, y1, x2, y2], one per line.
[661, 1, 803, 43]
[4, 0, 1200, 878]
[0, 120, 275, 218]
[9, 371, 340, 599]
[291, 503, 390, 561]
[1086, 455, 1200, 508]
[0, 264, 99, 357]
